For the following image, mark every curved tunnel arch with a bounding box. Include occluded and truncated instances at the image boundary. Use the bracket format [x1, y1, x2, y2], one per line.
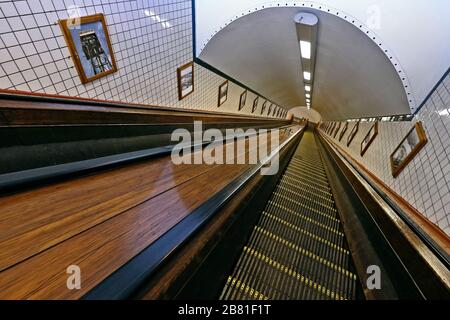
[194, 1, 450, 116]
[288, 107, 322, 123]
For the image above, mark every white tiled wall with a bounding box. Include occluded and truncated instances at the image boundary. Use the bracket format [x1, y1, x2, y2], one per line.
[0, 0, 282, 117]
[321, 73, 450, 236]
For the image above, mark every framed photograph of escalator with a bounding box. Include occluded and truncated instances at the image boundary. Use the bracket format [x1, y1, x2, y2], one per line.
[58, 13, 118, 84]
[177, 62, 194, 100]
[330, 122, 336, 135]
[339, 122, 349, 141]
[390, 122, 428, 178]
[252, 97, 259, 113]
[333, 122, 341, 138]
[218, 80, 228, 107]
[347, 122, 359, 147]
[239, 90, 247, 110]
[261, 101, 267, 115]
[360, 121, 378, 156]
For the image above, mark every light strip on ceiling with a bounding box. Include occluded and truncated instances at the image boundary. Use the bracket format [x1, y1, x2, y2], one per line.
[299, 41, 311, 59]
[295, 12, 318, 110]
[303, 71, 311, 80]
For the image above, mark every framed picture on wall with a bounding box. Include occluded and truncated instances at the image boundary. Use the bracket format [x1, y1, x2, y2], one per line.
[239, 90, 247, 110]
[58, 13, 118, 84]
[218, 81, 228, 107]
[177, 62, 194, 100]
[261, 101, 267, 115]
[390, 122, 428, 178]
[360, 121, 379, 156]
[339, 122, 349, 141]
[330, 122, 336, 135]
[333, 122, 341, 138]
[347, 122, 359, 147]
[252, 97, 259, 113]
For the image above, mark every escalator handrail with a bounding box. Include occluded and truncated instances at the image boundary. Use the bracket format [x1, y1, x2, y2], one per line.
[318, 131, 450, 271]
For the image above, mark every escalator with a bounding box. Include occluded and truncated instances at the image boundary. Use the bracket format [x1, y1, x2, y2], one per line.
[90, 125, 448, 300]
[220, 131, 361, 300]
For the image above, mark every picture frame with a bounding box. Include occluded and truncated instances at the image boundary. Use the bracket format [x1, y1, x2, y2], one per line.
[347, 122, 359, 147]
[261, 101, 267, 115]
[218, 80, 228, 107]
[239, 90, 247, 110]
[390, 122, 428, 178]
[333, 122, 341, 138]
[252, 97, 259, 113]
[267, 104, 272, 116]
[360, 121, 379, 156]
[330, 122, 336, 135]
[58, 13, 118, 84]
[177, 62, 194, 100]
[339, 122, 349, 141]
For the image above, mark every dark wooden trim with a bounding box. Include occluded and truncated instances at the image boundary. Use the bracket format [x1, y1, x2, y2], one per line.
[0, 89, 274, 120]
[58, 13, 118, 84]
[360, 121, 378, 156]
[177, 61, 195, 101]
[0, 95, 290, 127]
[390, 122, 428, 178]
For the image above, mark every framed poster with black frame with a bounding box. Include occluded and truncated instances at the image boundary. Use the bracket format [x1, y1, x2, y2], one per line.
[261, 101, 267, 115]
[177, 62, 194, 100]
[58, 13, 118, 84]
[252, 97, 259, 113]
[333, 122, 341, 138]
[218, 81, 228, 107]
[347, 122, 359, 147]
[360, 121, 379, 156]
[390, 122, 428, 178]
[330, 122, 336, 135]
[239, 90, 247, 110]
[339, 122, 349, 141]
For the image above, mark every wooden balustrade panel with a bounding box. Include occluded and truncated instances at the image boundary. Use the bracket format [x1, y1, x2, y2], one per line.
[0, 127, 298, 299]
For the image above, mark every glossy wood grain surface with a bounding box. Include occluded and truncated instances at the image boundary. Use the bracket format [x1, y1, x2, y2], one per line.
[0, 126, 300, 299]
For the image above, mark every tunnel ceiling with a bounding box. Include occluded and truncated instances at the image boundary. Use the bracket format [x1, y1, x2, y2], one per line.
[199, 7, 412, 120]
[197, 2, 446, 120]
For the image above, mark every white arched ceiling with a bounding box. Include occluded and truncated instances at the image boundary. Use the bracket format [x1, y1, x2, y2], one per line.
[289, 107, 322, 123]
[195, 0, 450, 119]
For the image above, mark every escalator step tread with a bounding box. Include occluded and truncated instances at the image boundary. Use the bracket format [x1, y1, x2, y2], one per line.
[221, 132, 359, 300]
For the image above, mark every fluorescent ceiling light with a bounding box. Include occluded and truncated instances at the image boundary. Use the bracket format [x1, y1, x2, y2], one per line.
[305, 85, 311, 92]
[306, 93, 311, 98]
[303, 71, 311, 81]
[144, 9, 172, 28]
[306, 99, 310, 102]
[300, 41, 311, 59]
